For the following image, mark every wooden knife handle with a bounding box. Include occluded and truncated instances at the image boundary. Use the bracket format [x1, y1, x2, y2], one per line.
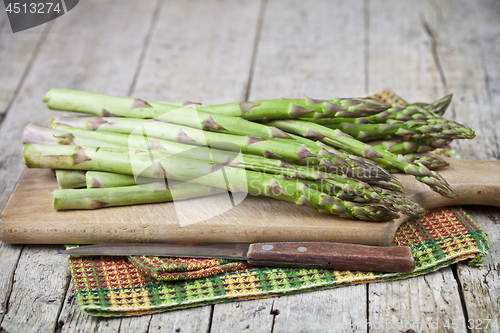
[246, 242, 415, 273]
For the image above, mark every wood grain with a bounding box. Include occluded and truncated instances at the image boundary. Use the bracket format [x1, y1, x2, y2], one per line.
[0, 1, 159, 331]
[132, 0, 261, 105]
[211, 299, 275, 332]
[368, 0, 446, 102]
[249, 0, 366, 100]
[369, 272, 468, 332]
[427, 0, 500, 329]
[0, 167, 398, 246]
[0, 245, 70, 333]
[246, 242, 415, 273]
[2, 157, 499, 246]
[366, 1, 473, 329]
[367, 1, 500, 331]
[0, 10, 47, 121]
[271, 287, 368, 332]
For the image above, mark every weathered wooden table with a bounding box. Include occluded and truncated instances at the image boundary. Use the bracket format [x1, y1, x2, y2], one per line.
[0, 0, 498, 331]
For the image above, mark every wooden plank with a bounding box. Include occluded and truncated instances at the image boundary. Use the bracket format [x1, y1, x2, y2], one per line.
[425, 1, 500, 330]
[0, 0, 159, 331]
[456, 208, 500, 332]
[455, 1, 500, 329]
[57, 281, 124, 333]
[369, 273, 467, 332]
[211, 299, 275, 332]
[57, 0, 262, 330]
[367, 0, 446, 102]
[248, 0, 366, 100]
[0, 243, 23, 322]
[146, 306, 212, 333]
[229, 0, 369, 331]
[476, 0, 500, 107]
[272, 288, 368, 332]
[366, 0, 469, 329]
[0, 8, 47, 122]
[0, 7, 47, 325]
[424, 0, 500, 160]
[132, 0, 261, 104]
[0, 245, 70, 333]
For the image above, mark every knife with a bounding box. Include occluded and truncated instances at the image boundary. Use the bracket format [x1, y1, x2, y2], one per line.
[59, 242, 415, 273]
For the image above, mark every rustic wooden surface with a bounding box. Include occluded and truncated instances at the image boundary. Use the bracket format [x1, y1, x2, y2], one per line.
[0, 0, 498, 332]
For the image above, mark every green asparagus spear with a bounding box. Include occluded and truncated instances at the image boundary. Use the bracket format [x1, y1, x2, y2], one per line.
[55, 170, 87, 189]
[309, 103, 474, 142]
[44, 88, 391, 121]
[371, 138, 452, 155]
[50, 116, 319, 162]
[54, 182, 226, 210]
[414, 94, 453, 116]
[404, 153, 449, 170]
[273, 133, 394, 181]
[22, 123, 124, 149]
[86, 171, 139, 188]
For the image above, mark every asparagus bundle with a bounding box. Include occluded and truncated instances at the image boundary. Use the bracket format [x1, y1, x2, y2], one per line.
[50, 116, 393, 180]
[25, 124, 413, 211]
[24, 144, 400, 221]
[22, 88, 474, 222]
[44, 88, 391, 121]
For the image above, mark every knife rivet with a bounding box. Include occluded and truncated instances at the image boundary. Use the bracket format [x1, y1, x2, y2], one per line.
[297, 247, 307, 252]
[262, 245, 273, 251]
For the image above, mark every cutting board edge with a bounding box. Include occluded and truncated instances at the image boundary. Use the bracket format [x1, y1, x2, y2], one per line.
[0, 168, 406, 246]
[0, 219, 402, 246]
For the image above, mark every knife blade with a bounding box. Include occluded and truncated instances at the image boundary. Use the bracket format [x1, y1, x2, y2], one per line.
[58, 242, 415, 273]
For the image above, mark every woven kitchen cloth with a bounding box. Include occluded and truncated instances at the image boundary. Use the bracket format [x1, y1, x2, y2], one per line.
[68, 206, 489, 317]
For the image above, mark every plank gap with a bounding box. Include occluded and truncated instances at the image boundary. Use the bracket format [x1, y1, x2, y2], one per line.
[244, 0, 267, 101]
[420, 18, 448, 95]
[0, 245, 24, 325]
[365, 283, 369, 333]
[473, 13, 500, 158]
[0, 22, 52, 122]
[145, 315, 153, 333]
[206, 304, 214, 333]
[269, 298, 277, 333]
[128, 0, 164, 97]
[451, 264, 472, 333]
[54, 270, 73, 333]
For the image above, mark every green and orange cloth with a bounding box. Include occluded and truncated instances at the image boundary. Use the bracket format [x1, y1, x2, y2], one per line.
[66, 91, 490, 316]
[69, 207, 488, 317]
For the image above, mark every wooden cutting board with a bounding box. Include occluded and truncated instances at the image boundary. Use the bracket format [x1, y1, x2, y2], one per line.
[1, 157, 499, 246]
